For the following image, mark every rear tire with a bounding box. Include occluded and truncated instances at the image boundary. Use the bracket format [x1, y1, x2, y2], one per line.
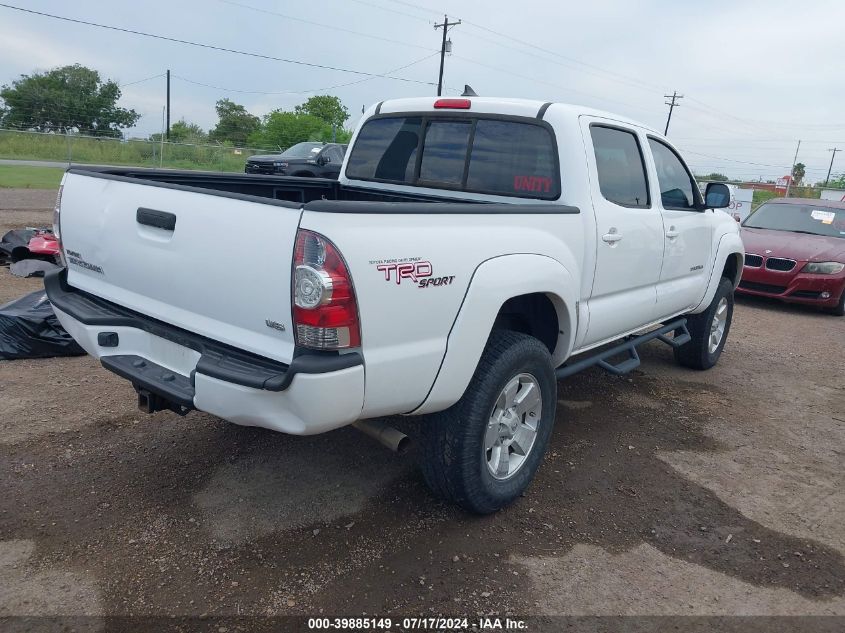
[675, 277, 734, 370]
[420, 331, 556, 514]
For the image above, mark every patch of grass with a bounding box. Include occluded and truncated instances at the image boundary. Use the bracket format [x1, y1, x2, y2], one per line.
[0, 165, 65, 189]
[751, 189, 779, 211]
[751, 187, 821, 211]
[0, 130, 260, 172]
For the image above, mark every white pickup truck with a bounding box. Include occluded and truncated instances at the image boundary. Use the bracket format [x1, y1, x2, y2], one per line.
[46, 96, 743, 513]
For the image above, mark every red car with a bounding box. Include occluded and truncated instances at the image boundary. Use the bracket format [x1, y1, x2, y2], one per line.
[738, 198, 845, 315]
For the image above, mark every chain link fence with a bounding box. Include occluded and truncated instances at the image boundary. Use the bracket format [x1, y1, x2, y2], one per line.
[0, 128, 278, 172]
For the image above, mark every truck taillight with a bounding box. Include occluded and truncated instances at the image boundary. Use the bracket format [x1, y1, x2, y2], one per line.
[53, 176, 66, 267]
[292, 229, 361, 350]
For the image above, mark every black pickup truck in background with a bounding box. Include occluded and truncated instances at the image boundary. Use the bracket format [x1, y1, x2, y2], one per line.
[244, 142, 347, 179]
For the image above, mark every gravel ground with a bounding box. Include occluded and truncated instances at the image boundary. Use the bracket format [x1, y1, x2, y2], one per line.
[1, 189, 844, 628]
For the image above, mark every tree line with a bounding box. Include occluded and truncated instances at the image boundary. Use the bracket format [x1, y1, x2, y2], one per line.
[0, 64, 352, 150]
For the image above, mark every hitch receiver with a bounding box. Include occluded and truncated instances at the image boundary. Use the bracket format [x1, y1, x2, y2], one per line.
[136, 388, 192, 416]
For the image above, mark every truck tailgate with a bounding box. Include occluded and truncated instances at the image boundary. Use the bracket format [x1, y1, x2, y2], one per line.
[58, 171, 301, 363]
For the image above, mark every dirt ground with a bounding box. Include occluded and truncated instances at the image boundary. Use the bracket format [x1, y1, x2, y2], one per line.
[1, 189, 844, 629]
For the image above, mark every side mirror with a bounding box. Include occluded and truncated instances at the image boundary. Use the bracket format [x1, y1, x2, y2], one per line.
[704, 182, 731, 209]
[319, 154, 331, 165]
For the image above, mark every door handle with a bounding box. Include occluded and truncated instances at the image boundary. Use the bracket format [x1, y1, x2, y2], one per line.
[602, 229, 623, 244]
[665, 227, 679, 239]
[137, 207, 176, 231]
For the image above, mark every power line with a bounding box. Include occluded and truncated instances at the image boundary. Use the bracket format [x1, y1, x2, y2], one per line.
[334, 0, 838, 140]
[0, 3, 436, 87]
[684, 96, 784, 138]
[172, 52, 440, 96]
[680, 149, 790, 169]
[384, 0, 441, 17]
[216, 0, 432, 52]
[3, 0, 836, 151]
[434, 26, 663, 96]
[348, 0, 669, 97]
[119, 73, 166, 88]
[459, 19, 669, 95]
[684, 151, 831, 176]
[450, 54, 663, 118]
[665, 103, 796, 141]
[345, 0, 432, 23]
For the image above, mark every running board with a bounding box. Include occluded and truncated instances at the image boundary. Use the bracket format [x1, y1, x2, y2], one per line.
[556, 318, 690, 379]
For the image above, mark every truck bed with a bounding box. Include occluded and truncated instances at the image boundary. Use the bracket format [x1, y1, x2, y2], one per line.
[69, 166, 459, 207]
[67, 166, 575, 216]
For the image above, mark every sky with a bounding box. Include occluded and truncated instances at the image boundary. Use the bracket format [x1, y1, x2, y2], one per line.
[0, 0, 844, 183]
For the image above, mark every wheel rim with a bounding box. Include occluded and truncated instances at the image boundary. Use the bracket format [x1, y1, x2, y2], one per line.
[709, 297, 729, 354]
[484, 373, 542, 481]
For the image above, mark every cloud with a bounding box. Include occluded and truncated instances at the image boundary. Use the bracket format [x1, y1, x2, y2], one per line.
[0, 0, 843, 179]
[0, 28, 96, 75]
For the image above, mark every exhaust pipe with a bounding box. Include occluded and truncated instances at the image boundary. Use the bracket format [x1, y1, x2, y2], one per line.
[352, 420, 410, 454]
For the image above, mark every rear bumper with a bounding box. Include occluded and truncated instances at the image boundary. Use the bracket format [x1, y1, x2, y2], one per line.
[45, 269, 364, 434]
[737, 265, 845, 308]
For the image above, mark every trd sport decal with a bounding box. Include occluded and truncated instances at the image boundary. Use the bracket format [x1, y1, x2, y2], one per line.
[370, 257, 455, 288]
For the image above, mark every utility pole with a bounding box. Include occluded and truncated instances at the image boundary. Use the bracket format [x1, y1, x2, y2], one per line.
[434, 15, 460, 96]
[160, 106, 165, 168]
[824, 147, 841, 186]
[165, 69, 171, 140]
[663, 91, 683, 135]
[785, 139, 801, 197]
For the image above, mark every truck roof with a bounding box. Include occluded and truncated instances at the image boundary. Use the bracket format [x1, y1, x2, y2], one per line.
[375, 96, 661, 136]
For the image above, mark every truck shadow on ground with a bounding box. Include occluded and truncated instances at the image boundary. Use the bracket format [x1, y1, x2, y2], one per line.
[2, 348, 843, 614]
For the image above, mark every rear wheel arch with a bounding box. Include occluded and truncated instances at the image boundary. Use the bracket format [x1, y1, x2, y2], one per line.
[492, 292, 565, 357]
[412, 254, 577, 416]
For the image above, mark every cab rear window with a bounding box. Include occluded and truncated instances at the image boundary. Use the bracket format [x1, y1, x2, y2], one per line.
[345, 115, 559, 200]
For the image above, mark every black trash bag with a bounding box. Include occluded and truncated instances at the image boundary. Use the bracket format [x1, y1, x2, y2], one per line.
[0, 229, 36, 265]
[0, 290, 86, 360]
[10, 259, 61, 278]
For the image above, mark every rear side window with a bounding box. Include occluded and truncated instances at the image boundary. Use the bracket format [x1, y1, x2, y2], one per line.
[345, 117, 421, 182]
[648, 138, 698, 210]
[345, 115, 559, 199]
[467, 120, 557, 197]
[590, 125, 649, 208]
[326, 146, 344, 162]
[419, 120, 471, 185]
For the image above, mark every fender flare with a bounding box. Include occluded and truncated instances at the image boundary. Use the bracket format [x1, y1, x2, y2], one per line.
[411, 253, 578, 415]
[690, 231, 744, 313]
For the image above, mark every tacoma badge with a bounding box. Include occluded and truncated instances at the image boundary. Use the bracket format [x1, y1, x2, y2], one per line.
[265, 319, 286, 332]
